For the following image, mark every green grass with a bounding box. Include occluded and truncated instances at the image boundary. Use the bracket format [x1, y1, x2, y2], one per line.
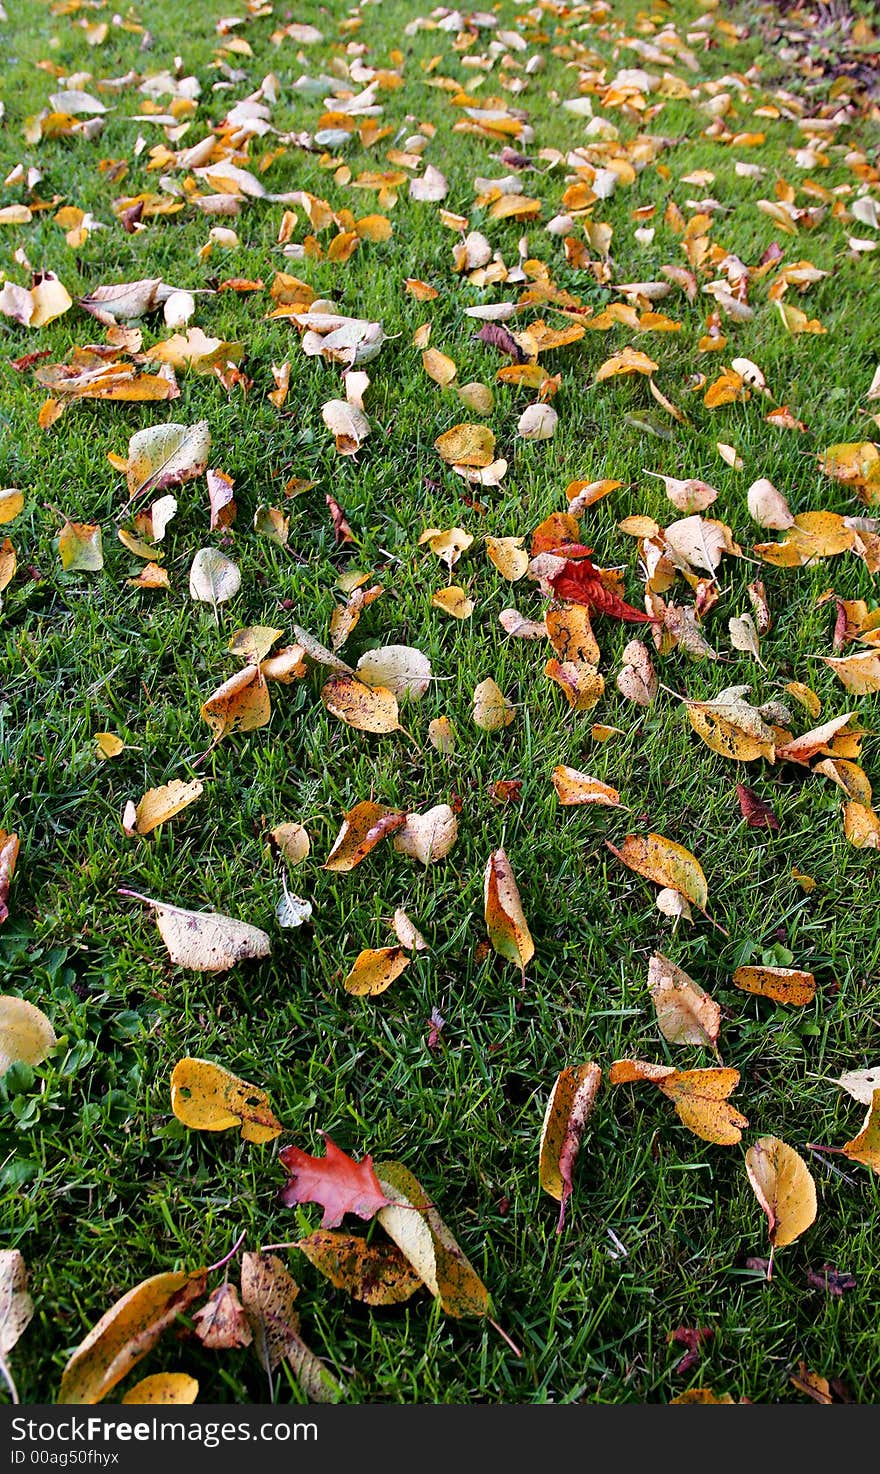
[2, 0, 880, 1406]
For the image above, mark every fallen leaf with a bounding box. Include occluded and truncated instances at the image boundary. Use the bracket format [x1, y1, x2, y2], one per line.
[126, 420, 211, 503]
[842, 1089, 880, 1174]
[170, 1057, 282, 1143]
[295, 1232, 423, 1305]
[375, 1160, 490, 1318]
[431, 585, 474, 619]
[473, 677, 516, 730]
[607, 833, 708, 911]
[821, 650, 880, 694]
[484, 848, 534, 973]
[201, 667, 271, 741]
[551, 767, 621, 807]
[0, 996, 57, 1073]
[133, 779, 203, 836]
[343, 946, 411, 997]
[670, 1388, 734, 1405]
[58, 521, 103, 573]
[356, 645, 431, 699]
[434, 424, 495, 468]
[685, 690, 776, 762]
[58, 1269, 207, 1404]
[0, 1250, 33, 1404]
[648, 954, 720, 1050]
[610, 1060, 747, 1144]
[836, 1066, 880, 1107]
[736, 784, 779, 831]
[733, 966, 816, 1006]
[394, 805, 459, 865]
[539, 1061, 602, 1230]
[746, 1137, 817, 1265]
[0, 833, 20, 927]
[486, 536, 529, 581]
[325, 802, 405, 872]
[279, 1136, 390, 1228]
[122, 891, 271, 972]
[240, 1252, 343, 1403]
[321, 674, 400, 733]
[549, 558, 652, 623]
[121, 1373, 199, 1405]
[189, 547, 241, 604]
[617, 640, 657, 705]
[192, 1283, 252, 1350]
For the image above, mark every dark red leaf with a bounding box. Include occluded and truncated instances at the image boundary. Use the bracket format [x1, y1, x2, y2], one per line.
[476, 322, 526, 362]
[833, 597, 848, 652]
[736, 783, 780, 831]
[549, 559, 653, 623]
[278, 1135, 390, 1229]
[490, 780, 523, 805]
[10, 349, 52, 372]
[806, 1264, 857, 1297]
[668, 1325, 713, 1376]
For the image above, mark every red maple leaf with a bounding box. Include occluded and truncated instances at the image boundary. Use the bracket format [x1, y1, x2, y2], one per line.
[278, 1135, 390, 1228]
[549, 558, 653, 623]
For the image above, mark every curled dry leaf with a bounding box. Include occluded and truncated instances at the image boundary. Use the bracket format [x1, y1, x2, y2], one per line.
[539, 1061, 602, 1231]
[322, 398, 370, 456]
[321, 674, 400, 733]
[0, 1249, 33, 1403]
[745, 1136, 817, 1266]
[486, 536, 529, 582]
[0, 832, 19, 927]
[0, 996, 57, 1073]
[376, 1160, 490, 1319]
[736, 784, 779, 831]
[836, 1066, 880, 1107]
[170, 1057, 282, 1142]
[610, 1060, 747, 1144]
[432, 586, 474, 619]
[296, 1233, 422, 1305]
[484, 848, 534, 973]
[126, 420, 211, 502]
[192, 1283, 252, 1350]
[240, 1251, 344, 1403]
[133, 779, 203, 836]
[392, 908, 427, 952]
[279, 1136, 390, 1229]
[648, 954, 720, 1051]
[607, 832, 708, 911]
[122, 891, 271, 973]
[356, 645, 432, 700]
[776, 712, 857, 766]
[189, 547, 241, 604]
[644, 472, 718, 514]
[747, 477, 793, 529]
[545, 659, 604, 711]
[419, 526, 473, 570]
[733, 966, 816, 1006]
[325, 802, 405, 871]
[617, 640, 657, 705]
[58, 1269, 207, 1404]
[394, 805, 458, 866]
[201, 667, 271, 740]
[551, 767, 621, 807]
[343, 946, 410, 997]
[121, 1373, 199, 1405]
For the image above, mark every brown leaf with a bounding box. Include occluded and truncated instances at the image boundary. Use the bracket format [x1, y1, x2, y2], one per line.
[192, 1283, 253, 1350]
[736, 784, 780, 831]
[295, 1232, 423, 1305]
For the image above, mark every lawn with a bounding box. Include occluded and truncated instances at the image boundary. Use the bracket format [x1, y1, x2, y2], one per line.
[1, 0, 880, 1406]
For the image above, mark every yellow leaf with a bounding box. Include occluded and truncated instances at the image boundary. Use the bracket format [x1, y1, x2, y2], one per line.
[607, 832, 708, 910]
[670, 1389, 735, 1404]
[294, 1231, 422, 1305]
[842, 1089, 880, 1174]
[375, 1161, 490, 1318]
[551, 766, 621, 807]
[733, 966, 816, 1006]
[0, 996, 57, 1073]
[431, 585, 474, 618]
[539, 1061, 602, 1230]
[418, 526, 473, 569]
[58, 1270, 207, 1404]
[546, 605, 600, 666]
[595, 348, 658, 381]
[544, 658, 604, 711]
[484, 847, 534, 972]
[485, 536, 529, 582]
[343, 946, 410, 996]
[30, 271, 73, 328]
[745, 1136, 817, 1252]
[685, 695, 775, 762]
[133, 779, 203, 836]
[320, 673, 400, 733]
[0, 491, 24, 524]
[610, 1060, 747, 1144]
[428, 716, 456, 752]
[94, 732, 124, 759]
[122, 1373, 199, 1404]
[822, 650, 880, 694]
[843, 801, 880, 849]
[434, 423, 495, 468]
[200, 666, 272, 741]
[58, 521, 103, 572]
[170, 1057, 282, 1142]
[324, 801, 405, 872]
[126, 420, 211, 503]
[423, 348, 457, 386]
[472, 677, 515, 730]
[648, 954, 720, 1049]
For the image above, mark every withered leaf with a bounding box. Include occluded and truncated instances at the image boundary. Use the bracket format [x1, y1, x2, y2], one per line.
[539, 1061, 602, 1231]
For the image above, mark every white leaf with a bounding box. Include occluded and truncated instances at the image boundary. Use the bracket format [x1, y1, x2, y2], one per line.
[189, 548, 241, 604]
[356, 645, 431, 699]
